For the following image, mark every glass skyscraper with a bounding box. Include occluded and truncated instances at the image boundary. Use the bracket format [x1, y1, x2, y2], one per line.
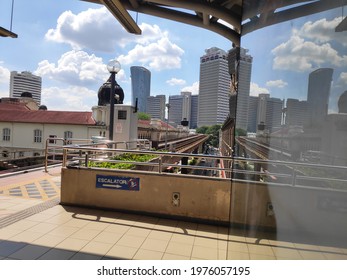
[130, 66, 151, 113]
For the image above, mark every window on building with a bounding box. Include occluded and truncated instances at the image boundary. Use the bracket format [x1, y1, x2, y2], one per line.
[34, 129, 42, 143]
[64, 131, 73, 144]
[3, 128, 11, 141]
[2, 150, 9, 158]
[19, 151, 24, 157]
[49, 135, 57, 144]
[118, 110, 127, 120]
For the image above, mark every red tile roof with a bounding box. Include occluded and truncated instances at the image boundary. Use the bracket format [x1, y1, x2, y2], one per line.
[0, 108, 95, 125]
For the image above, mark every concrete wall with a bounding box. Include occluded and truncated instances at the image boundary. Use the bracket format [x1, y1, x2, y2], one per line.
[61, 167, 231, 223]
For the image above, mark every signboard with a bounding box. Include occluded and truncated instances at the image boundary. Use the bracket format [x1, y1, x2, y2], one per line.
[96, 175, 140, 191]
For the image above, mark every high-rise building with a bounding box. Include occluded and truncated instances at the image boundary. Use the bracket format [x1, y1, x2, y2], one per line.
[286, 98, 308, 126]
[10, 71, 42, 105]
[130, 66, 151, 113]
[168, 95, 183, 126]
[306, 68, 333, 126]
[228, 47, 253, 131]
[197, 47, 230, 127]
[146, 95, 165, 120]
[257, 94, 283, 132]
[190, 95, 199, 129]
[248, 96, 259, 133]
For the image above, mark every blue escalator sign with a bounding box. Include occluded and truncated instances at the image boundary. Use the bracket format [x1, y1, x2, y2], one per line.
[96, 175, 140, 191]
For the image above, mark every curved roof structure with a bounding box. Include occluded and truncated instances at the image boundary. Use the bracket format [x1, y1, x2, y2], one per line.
[81, 0, 347, 46]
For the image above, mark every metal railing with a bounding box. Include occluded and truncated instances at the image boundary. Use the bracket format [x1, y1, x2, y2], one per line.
[62, 146, 233, 179]
[45, 138, 152, 172]
[60, 145, 347, 191]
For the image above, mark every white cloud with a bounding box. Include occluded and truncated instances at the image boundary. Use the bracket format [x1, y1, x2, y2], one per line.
[266, 79, 288, 88]
[46, 8, 173, 52]
[298, 17, 347, 47]
[34, 50, 117, 87]
[250, 82, 269, 97]
[117, 37, 184, 71]
[0, 65, 10, 98]
[166, 78, 186, 86]
[271, 17, 347, 73]
[181, 82, 199, 95]
[338, 72, 347, 85]
[272, 35, 347, 72]
[45, 8, 132, 52]
[41, 86, 97, 111]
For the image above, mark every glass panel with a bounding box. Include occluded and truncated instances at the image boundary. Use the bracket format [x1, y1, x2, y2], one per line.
[228, 2, 347, 260]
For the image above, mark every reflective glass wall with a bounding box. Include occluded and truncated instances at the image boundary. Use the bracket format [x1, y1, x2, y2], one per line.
[228, 1, 347, 260]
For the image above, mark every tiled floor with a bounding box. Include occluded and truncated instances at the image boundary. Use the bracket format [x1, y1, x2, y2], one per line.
[0, 168, 347, 260]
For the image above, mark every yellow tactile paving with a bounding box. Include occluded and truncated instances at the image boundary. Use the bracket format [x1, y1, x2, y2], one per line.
[0, 176, 60, 201]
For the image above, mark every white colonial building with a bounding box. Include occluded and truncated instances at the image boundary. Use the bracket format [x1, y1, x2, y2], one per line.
[0, 98, 106, 159]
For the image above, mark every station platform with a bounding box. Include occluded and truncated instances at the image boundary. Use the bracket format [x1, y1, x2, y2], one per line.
[0, 167, 347, 260]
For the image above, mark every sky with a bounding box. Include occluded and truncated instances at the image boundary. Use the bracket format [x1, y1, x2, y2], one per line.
[0, 0, 346, 113]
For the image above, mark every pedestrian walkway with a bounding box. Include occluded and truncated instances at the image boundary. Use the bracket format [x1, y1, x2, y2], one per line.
[0, 167, 347, 260]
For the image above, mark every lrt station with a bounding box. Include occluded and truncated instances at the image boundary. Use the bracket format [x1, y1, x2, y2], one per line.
[1, 1, 347, 260]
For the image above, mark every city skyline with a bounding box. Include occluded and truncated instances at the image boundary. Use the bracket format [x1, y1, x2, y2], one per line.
[1, 2, 345, 114]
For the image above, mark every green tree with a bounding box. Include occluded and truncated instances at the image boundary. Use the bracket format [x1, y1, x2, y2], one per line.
[137, 112, 151, 120]
[197, 124, 221, 148]
[235, 128, 247, 136]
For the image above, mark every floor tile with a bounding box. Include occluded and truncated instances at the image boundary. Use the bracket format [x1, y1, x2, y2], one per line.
[194, 236, 218, 248]
[133, 249, 163, 260]
[165, 241, 193, 257]
[162, 253, 190, 260]
[0, 240, 27, 257]
[147, 230, 173, 241]
[26, 222, 58, 234]
[48, 225, 80, 237]
[70, 252, 102, 260]
[272, 247, 303, 259]
[80, 241, 113, 256]
[93, 231, 123, 244]
[32, 234, 67, 247]
[126, 227, 151, 237]
[191, 245, 218, 259]
[104, 224, 131, 234]
[250, 253, 276, 260]
[226, 251, 250, 260]
[299, 250, 326, 260]
[105, 244, 137, 259]
[170, 233, 195, 245]
[9, 244, 50, 260]
[8, 231, 44, 243]
[218, 249, 227, 260]
[248, 244, 274, 256]
[117, 235, 146, 248]
[69, 228, 102, 241]
[0, 228, 22, 240]
[38, 248, 76, 260]
[140, 238, 169, 252]
[55, 237, 89, 251]
[5, 220, 38, 231]
[227, 241, 249, 253]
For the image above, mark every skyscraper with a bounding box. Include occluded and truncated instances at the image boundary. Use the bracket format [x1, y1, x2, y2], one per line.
[257, 94, 283, 132]
[10, 71, 42, 105]
[130, 66, 151, 113]
[168, 95, 183, 126]
[286, 98, 308, 126]
[146, 95, 166, 120]
[190, 95, 199, 129]
[168, 92, 193, 127]
[197, 47, 230, 127]
[247, 96, 259, 133]
[228, 47, 253, 131]
[306, 68, 333, 127]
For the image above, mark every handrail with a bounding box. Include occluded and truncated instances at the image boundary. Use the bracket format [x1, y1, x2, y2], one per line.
[61, 145, 347, 190]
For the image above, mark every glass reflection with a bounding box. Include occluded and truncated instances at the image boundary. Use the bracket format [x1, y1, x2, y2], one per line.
[228, 1, 347, 260]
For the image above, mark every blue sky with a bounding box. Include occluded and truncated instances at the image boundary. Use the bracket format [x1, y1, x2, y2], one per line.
[0, 1, 346, 113]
